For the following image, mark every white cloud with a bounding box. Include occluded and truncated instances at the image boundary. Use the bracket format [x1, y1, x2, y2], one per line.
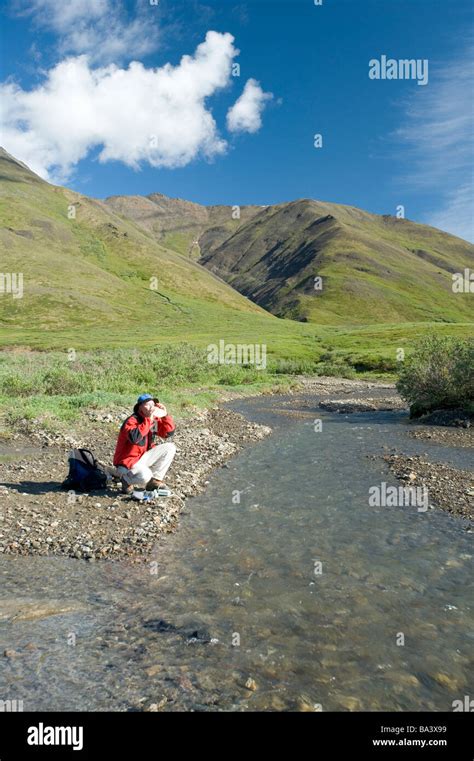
[425, 184, 474, 243]
[227, 78, 273, 134]
[24, 0, 110, 27]
[394, 44, 473, 241]
[14, 0, 159, 64]
[0, 31, 240, 182]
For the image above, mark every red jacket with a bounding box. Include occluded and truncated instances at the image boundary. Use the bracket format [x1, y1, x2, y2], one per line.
[113, 408, 175, 469]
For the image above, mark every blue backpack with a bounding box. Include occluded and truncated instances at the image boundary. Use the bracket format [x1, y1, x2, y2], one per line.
[61, 448, 108, 493]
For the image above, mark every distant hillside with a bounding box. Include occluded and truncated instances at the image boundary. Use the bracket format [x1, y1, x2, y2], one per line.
[199, 199, 474, 325]
[0, 148, 271, 346]
[105, 192, 473, 326]
[105, 193, 261, 260]
[1, 148, 471, 361]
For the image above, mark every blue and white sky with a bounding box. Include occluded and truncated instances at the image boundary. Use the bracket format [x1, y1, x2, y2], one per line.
[1, 0, 473, 241]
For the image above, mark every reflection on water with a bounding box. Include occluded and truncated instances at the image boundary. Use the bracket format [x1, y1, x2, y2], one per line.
[0, 395, 472, 711]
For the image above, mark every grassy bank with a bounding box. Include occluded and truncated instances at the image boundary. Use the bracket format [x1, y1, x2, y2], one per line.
[0, 344, 303, 431]
[1, 325, 472, 431]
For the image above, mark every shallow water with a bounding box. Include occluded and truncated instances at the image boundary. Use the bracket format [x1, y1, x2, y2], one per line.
[0, 395, 472, 711]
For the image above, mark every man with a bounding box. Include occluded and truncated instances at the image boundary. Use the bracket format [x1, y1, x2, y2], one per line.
[114, 393, 176, 495]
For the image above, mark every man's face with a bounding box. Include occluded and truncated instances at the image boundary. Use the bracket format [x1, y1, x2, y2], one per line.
[139, 399, 155, 417]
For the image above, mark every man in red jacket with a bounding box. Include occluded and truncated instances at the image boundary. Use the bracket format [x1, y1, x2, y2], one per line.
[113, 393, 176, 495]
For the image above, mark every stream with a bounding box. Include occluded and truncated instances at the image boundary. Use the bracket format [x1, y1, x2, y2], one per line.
[0, 393, 472, 711]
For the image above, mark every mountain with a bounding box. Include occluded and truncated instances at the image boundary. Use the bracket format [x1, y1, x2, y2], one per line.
[198, 199, 474, 325]
[1, 148, 471, 360]
[105, 193, 473, 326]
[0, 148, 275, 348]
[105, 193, 262, 259]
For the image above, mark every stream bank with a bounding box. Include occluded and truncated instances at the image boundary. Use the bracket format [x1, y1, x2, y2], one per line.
[0, 390, 472, 712]
[0, 377, 472, 562]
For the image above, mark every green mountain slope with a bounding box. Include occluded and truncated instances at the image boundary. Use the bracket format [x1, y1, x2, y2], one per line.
[199, 199, 474, 325]
[105, 193, 262, 260]
[1, 149, 471, 368]
[104, 190, 473, 326]
[0, 148, 279, 347]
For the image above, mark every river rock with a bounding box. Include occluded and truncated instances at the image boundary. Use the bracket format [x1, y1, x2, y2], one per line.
[433, 672, 463, 691]
[336, 695, 363, 710]
[296, 695, 321, 712]
[0, 598, 86, 622]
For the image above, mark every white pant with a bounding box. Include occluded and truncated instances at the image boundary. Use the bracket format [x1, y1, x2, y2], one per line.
[119, 442, 176, 487]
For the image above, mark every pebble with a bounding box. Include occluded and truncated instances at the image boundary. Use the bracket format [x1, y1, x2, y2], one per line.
[145, 699, 167, 711]
[433, 673, 462, 691]
[336, 695, 363, 711]
[296, 695, 321, 712]
[244, 678, 257, 691]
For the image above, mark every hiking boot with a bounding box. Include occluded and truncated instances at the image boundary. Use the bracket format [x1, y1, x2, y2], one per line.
[121, 477, 134, 495]
[145, 479, 172, 497]
[145, 477, 161, 491]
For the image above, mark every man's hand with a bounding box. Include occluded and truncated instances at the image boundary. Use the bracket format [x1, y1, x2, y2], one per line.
[153, 403, 167, 418]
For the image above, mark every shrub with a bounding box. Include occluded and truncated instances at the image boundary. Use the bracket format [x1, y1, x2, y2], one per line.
[42, 368, 88, 396]
[351, 355, 397, 373]
[273, 358, 318, 375]
[315, 360, 355, 379]
[396, 334, 473, 417]
[0, 373, 38, 397]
